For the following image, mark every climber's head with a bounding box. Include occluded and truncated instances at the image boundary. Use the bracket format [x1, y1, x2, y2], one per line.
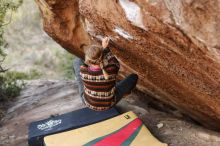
[85, 45, 103, 66]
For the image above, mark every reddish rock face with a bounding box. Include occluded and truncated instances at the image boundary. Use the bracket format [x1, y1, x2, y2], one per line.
[36, 0, 220, 130]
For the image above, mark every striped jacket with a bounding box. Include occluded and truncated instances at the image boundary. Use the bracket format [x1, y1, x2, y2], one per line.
[80, 48, 120, 111]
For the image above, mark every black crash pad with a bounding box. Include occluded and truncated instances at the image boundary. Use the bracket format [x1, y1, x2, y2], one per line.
[28, 107, 119, 146]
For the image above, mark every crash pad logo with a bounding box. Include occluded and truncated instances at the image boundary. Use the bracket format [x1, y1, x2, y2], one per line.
[37, 119, 62, 131]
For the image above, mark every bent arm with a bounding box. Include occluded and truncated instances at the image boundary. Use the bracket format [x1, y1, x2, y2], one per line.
[103, 47, 120, 70]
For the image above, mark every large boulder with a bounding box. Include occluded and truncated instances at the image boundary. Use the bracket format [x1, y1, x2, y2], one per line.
[35, 0, 220, 130]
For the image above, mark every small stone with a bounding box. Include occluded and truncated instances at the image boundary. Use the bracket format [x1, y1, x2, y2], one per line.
[157, 123, 164, 129]
[197, 132, 211, 140]
[0, 135, 7, 140]
[9, 135, 15, 139]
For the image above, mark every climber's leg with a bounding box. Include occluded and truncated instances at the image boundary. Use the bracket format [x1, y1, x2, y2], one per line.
[73, 57, 85, 104]
[115, 73, 138, 103]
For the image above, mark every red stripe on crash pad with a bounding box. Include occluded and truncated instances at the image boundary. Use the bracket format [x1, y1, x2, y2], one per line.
[93, 118, 142, 146]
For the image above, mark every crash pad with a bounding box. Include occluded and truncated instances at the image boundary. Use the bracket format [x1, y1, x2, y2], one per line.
[44, 111, 167, 146]
[28, 107, 119, 146]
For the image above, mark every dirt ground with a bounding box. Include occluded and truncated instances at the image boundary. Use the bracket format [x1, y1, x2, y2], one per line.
[0, 80, 220, 146]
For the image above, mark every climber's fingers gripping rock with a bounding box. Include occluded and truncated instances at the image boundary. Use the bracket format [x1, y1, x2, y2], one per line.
[102, 37, 110, 48]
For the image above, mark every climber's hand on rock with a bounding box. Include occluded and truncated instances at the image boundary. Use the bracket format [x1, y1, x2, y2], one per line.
[102, 37, 110, 48]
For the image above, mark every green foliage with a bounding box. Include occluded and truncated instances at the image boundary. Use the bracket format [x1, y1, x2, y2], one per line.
[0, 0, 23, 57]
[56, 50, 75, 79]
[0, 69, 42, 101]
[0, 71, 24, 101]
[27, 69, 43, 79]
[4, 69, 42, 80]
[0, 0, 23, 101]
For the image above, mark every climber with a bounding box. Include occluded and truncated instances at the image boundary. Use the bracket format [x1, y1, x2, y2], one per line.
[73, 37, 138, 111]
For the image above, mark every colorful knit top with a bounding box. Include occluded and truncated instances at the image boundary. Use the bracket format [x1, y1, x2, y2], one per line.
[80, 48, 120, 111]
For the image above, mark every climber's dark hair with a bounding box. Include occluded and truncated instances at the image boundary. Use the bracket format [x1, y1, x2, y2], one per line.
[84, 45, 109, 79]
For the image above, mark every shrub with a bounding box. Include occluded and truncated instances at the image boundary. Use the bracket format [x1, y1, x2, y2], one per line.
[0, 71, 24, 101]
[0, 0, 23, 101]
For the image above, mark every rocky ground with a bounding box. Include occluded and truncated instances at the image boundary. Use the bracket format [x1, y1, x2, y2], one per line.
[0, 80, 220, 146]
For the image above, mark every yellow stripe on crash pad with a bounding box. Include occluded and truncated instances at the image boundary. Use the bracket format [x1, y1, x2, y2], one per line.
[44, 111, 136, 146]
[130, 124, 167, 146]
[44, 111, 167, 146]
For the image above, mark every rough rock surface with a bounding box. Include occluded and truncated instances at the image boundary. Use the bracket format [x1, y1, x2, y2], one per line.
[1, 80, 220, 146]
[35, 0, 220, 130]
